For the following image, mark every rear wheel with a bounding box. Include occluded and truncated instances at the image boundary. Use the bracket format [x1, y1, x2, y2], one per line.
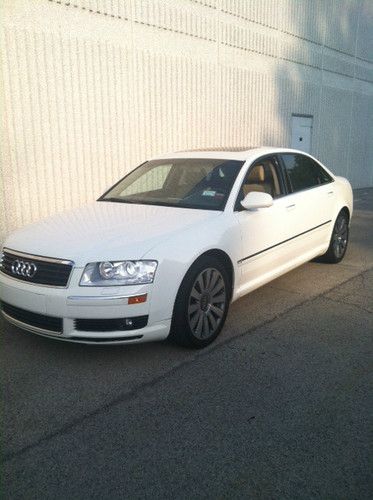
[169, 256, 230, 348]
[320, 211, 349, 263]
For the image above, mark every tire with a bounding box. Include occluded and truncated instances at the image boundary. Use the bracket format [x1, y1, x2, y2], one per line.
[320, 211, 349, 263]
[169, 255, 231, 348]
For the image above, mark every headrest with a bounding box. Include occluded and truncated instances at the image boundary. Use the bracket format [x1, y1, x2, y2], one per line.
[249, 165, 265, 183]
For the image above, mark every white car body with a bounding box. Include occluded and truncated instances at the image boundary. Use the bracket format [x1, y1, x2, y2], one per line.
[0, 147, 353, 345]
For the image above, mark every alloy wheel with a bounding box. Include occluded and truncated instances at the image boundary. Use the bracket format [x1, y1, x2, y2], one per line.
[187, 268, 226, 339]
[333, 215, 348, 259]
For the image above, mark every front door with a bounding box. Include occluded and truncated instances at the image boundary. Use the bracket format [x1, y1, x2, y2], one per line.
[235, 156, 295, 297]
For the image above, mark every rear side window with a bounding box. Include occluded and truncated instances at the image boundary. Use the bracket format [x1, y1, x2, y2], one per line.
[281, 154, 333, 193]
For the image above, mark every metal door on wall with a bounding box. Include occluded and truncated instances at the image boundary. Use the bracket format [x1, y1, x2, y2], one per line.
[291, 115, 313, 153]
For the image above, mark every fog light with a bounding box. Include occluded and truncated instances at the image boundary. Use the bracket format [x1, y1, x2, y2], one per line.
[125, 318, 133, 327]
[128, 294, 147, 305]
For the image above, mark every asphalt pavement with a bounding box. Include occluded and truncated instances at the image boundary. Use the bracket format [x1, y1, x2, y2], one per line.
[1, 188, 372, 499]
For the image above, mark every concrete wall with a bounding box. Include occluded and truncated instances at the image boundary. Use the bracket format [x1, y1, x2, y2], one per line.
[1, 0, 372, 242]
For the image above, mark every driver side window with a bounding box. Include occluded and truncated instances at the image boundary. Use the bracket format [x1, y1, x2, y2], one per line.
[238, 157, 282, 207]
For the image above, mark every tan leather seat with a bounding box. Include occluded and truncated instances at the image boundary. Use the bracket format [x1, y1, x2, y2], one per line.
[243, 165, 266, 196]
[251, 165, 264, 181]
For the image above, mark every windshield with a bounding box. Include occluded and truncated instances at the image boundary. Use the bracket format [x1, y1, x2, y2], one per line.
[99, 159, 244, 210]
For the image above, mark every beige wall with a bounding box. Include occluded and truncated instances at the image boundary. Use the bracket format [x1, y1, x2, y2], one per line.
[1, 0, 372, 242]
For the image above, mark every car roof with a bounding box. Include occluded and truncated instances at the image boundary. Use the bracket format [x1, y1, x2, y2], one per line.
[151, 147, 308, 162]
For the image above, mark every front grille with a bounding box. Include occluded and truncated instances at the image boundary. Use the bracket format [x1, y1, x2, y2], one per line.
[1, 302, 63, 333]
[0, 249, 73, 287]
[74, 316, 148, 332]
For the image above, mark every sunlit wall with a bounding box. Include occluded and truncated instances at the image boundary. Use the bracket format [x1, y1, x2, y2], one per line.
[1, 0, 372, 241]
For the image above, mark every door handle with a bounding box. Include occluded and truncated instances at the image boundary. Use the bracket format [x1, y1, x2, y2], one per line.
[286, 204, 296, 211]
[328, 191, 334, 196]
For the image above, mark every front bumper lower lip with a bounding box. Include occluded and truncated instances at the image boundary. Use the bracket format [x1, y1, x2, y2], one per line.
[1, 303, 171, 345]
[2, 310, 62, 336]
[3, 309, 145, 343]
[0, 271, 171, 344]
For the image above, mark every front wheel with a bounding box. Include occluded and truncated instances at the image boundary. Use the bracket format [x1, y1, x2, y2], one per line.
[169, 256, 231, 348]
[320, 211, 349, 263]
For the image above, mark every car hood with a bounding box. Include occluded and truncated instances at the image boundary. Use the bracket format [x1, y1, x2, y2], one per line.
[4, 202, 221, 267]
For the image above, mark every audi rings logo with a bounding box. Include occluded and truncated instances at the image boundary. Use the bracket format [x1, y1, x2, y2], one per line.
[11, 259, 38, 278]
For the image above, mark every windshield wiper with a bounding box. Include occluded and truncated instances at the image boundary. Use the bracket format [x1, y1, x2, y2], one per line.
[99, 197, 221, 211]
[100, 197, 138, 204]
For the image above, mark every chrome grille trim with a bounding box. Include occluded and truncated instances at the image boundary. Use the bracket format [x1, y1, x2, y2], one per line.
[3, 248, 74, 265]
[0, 248, 74, 287]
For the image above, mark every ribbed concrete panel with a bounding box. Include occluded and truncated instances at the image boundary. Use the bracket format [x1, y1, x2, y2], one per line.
[356, 0, 373, 62]
[318, 87, 354, 178]
[348, 93, 373, 187]
[323, 0, 359, 56]
[0, 0, 372, 242]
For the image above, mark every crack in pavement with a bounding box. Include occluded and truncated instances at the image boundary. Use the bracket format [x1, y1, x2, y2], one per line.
[323, 295, 373, 315]
[3, 267, 372, 463]
[324, 272, 373, 314]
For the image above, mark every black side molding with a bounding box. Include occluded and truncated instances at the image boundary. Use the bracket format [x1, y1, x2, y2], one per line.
[238, 220, 332, 264]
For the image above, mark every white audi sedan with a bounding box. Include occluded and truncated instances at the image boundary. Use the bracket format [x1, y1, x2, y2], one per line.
[0, 147, 353, 348]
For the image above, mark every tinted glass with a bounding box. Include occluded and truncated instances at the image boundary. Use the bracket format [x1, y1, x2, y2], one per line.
[281, 154, 333, 192]
[100, 159, 244, 210]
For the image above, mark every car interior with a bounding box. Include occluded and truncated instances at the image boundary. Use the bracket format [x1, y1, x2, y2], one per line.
[242, 159, 281, 198]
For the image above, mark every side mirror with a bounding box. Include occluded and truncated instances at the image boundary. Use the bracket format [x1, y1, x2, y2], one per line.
[241, 191, 273, 210]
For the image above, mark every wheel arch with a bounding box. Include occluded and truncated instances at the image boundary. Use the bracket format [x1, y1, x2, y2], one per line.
[339, 206, 351, 222]
[169, 248, 234, 347]
[192, 248, 235, 301]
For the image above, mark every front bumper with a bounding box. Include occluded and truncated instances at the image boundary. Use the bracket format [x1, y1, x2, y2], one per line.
[0, 270, 171, 344]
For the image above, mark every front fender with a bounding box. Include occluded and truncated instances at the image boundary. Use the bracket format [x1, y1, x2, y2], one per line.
[143, 213, 241, 323]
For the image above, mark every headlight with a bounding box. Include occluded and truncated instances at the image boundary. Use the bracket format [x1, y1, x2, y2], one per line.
[80, 260, 158, 286]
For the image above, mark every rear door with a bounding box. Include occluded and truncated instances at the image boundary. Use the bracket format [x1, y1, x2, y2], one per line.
[278, 153, 335, 258]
